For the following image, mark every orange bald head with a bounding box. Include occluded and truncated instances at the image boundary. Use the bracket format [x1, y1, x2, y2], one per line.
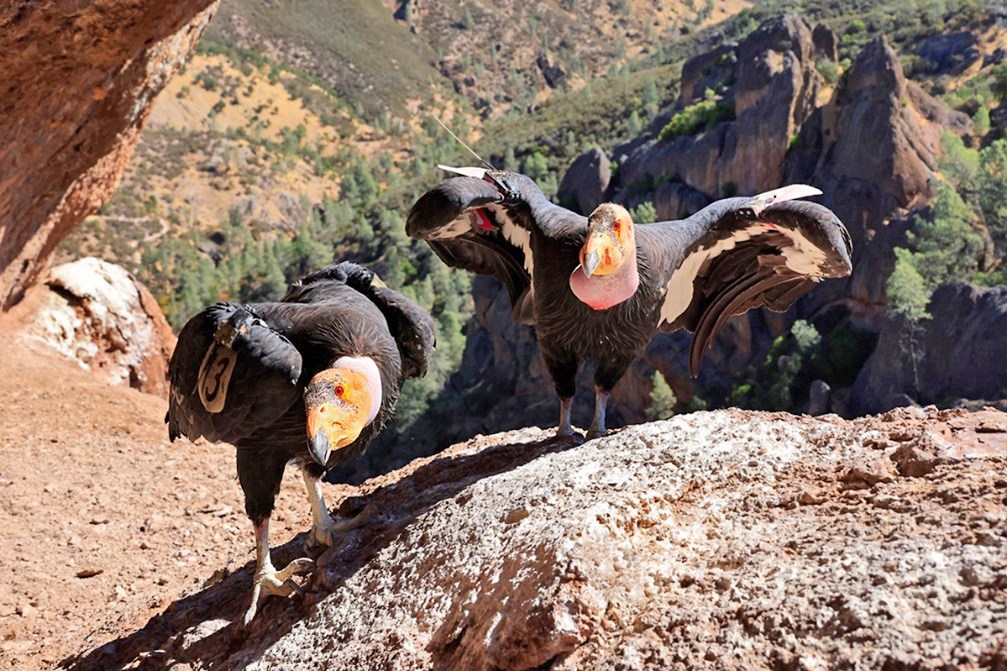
[303, 366, 378, 466]
[581, 203, 635, 278]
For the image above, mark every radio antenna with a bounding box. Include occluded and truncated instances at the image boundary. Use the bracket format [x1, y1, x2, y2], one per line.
[434, 116, 496, 170]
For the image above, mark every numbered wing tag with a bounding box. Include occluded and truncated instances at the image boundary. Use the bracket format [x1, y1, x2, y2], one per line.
[197, 343, 237, 413]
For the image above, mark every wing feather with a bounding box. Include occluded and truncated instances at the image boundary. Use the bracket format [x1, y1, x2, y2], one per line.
[167, 303, 303, 444]
[407, 170, 587, 324]
[647, 193, 852, 376]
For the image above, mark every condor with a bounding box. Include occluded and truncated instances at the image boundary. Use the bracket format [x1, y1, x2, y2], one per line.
[407, 167, 851, 437]
[167, 262, 435, 624]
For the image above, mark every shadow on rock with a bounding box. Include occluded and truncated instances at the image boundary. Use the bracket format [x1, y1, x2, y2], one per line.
[61, 429, 578, 670]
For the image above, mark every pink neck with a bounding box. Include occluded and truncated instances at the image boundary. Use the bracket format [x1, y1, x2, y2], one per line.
[569, 248, 640, 310]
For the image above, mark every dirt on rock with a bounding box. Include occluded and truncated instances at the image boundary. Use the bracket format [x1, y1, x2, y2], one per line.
[1, 322, 1005, 670]
[0, 328, 313, 671]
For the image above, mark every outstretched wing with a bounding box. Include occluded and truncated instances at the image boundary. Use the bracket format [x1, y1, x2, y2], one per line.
[291, 262, 437, 381]
[167, 303, 303, 444]
[644, 186, 853, 377]
[406, 168, 587, 324]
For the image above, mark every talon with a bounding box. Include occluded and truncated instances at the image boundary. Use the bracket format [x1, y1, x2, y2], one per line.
[242, 557, 315, 626]
[312, 503, 378, 548]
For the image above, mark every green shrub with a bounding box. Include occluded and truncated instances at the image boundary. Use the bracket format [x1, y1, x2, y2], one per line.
[658, 99, 734, 142]
[815, 58, 840, 85]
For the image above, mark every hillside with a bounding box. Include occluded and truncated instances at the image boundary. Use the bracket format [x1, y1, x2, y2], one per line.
[50, 0, 1007, 475]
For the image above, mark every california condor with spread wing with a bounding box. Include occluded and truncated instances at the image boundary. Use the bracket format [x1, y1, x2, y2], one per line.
[407, 167, 851, 437]
[166, 262, 435, 624]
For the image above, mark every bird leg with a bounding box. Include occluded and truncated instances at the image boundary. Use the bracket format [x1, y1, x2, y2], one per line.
[587, 387, 609, 439]
[243, 517, 314, 625]
[557, 396, 574, 437]
[302, 468, 376, 549]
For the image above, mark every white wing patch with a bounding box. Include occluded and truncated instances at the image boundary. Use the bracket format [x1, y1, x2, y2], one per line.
[438, 164, 488, 179]
[660, 223, 828, 326]
[500, 218, 534, 277]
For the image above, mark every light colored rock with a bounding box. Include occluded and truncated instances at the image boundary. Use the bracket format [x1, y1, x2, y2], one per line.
[67, 408, 1007, 669]
[254, 411, 1007, 668]
[13, 257, 175, 397]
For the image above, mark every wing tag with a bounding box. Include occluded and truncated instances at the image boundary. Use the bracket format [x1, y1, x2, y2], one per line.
[747, 184, 822, 215]
[438, 164, 488, 179]
[197, 343, 237, 413]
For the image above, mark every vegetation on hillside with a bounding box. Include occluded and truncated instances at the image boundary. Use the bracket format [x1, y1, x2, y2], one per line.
[60, 0, 1007, 468]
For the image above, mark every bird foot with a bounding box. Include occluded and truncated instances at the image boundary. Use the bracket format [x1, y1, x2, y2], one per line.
[308, 502, 378, 550]
[243, 557, 314, 625]
[586, 427, 608, 440]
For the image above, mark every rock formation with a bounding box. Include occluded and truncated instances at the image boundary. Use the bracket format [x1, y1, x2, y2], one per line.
[0, 0, 219, 311]
[617, 15, 827, 199]
[557, 148, 611, 214]
[6, 258, 176, 397]
[65, 408, 1007, 670]
[447, 17, 973, 437]
[851, 282, 1007, 414]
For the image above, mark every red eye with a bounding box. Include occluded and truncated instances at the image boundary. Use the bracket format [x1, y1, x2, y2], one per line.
[334, 385, 344, 397]
[613, 221, 622, 233]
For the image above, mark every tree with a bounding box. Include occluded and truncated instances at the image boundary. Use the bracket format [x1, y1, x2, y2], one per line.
[461, 6, 474, 30]
[626, 110, 643, 137]
[991, 63, 1007, 104]
[646, 371, 677, 420]
[886, 248, 931, 321]
[972, 105, 991, 138]
[502, 146, 518, 172]
[977, 139, 1007, 257]
[642, 78, 660, 115]
[939, 130, 978, 189]
[909, 182, 984, 288]
[630, 201, 657, 223]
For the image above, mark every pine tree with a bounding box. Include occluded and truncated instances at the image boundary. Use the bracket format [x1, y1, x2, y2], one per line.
[627, 110, 643, 137]
[646, 371, 677, 420]
[502, 146, 518, 171]
[972, 105, 991, 138]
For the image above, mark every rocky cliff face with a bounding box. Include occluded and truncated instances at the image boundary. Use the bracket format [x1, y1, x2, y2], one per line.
[448, 16, 971, 436]
[66, 408, 1007, 670]
[6, 258, 176, 397]
[0, 0, 219, 311]
[851, 282, 1007, 414]
[618, 15, 828, 199]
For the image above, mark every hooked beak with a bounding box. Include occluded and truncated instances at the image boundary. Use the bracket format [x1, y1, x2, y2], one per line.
[582, 250, 600, 278]
[307, 430, 331, 466]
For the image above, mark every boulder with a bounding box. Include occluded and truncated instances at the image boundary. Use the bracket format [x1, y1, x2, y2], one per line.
[651, 179, 711, 220]
[915, 31, 981, 75]
[68, 408, 1007, 670]
[679, 43, 736, 104]
[811, 23, 837, 61]
[8, 257, 176, 397]
[618, 14, 826, 197]
[557, 148, 611, 215]
[0, 1, 218, 311]
[850, 282, 1007, 415]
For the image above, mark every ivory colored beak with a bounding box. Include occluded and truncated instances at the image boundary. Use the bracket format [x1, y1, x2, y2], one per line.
[307, 431, 331, 466]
